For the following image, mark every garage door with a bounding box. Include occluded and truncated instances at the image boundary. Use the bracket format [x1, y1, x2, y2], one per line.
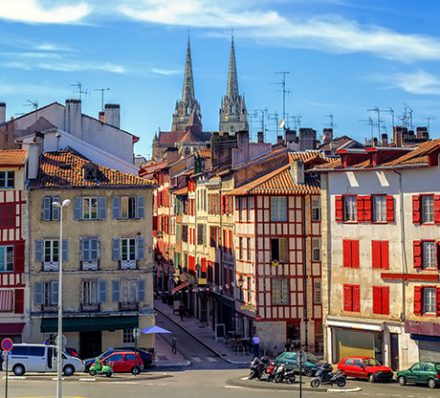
[334, 328, 374, 362]
[419, 340, 440, 362]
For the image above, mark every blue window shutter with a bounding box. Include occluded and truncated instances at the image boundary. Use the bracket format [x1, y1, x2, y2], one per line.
[35, 281, 43, 305]
[35, 240, 43, 262]
[98, 279, 107, 303]
[98, 196, 107, 220]
[52, 196, 61, 221]
[73, 197, 82, 220]
[112, 196, 121, 219]
[136, 237, 145, 260]
[112, 280, 120, 303]
[42, 197, 51, 221]
[91, 239, 98, 261]
[112, 238, 121, 261]
[81, 238, 88, 261]
[136, 196, 145, 219]
[51, 281, 59, 305]
[138, 279, 145, 302]
[62, 240, 69, 262]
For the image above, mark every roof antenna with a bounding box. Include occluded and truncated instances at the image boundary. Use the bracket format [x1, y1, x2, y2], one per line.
[71, 82, 89, 101]
[94, 88, 111, 110]
[271, 71, 290, 129]
[24, 100, 39, 123]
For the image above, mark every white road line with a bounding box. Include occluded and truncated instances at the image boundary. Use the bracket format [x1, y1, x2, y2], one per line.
[207, 357, 217, 362]
[192, 356, 202, 363]
[2, 376, 26, 380]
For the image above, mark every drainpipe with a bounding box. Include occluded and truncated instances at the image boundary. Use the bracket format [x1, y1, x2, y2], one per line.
[219, 180, 223, 330]
[302, 195, 309, 351]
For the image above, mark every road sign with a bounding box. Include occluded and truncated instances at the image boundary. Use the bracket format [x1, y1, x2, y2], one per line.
[1, 338, 13, 352]
[132, 327, 141, 339]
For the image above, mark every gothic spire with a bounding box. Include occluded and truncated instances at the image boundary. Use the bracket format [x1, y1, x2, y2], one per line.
[181, 35, 196, 106]
[226, 33, 239, 99]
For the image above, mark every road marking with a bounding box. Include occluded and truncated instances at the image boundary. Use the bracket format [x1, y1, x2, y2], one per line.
[3, 376, 26, 380]
[192, 356, 202, 363]
[79, 378, 96, 382]
[327, 387, 362, 393]
[225, 385, 244, 389]
[240, 376, 249, 380]
[207, 357, 217, 362]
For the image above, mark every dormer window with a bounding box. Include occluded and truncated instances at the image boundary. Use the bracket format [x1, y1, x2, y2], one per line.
[83, 163, 98, 181]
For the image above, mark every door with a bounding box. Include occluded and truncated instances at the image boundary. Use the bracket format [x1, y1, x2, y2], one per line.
[27, 346, 46, 372]
[80, 331, 102, 358]
[354, 359, 366, 379]
[407, 363, 421, 383]
[390, 333, 399, 371]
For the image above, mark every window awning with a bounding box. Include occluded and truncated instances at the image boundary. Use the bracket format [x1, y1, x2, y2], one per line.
[171, 280, 190, 295]
[40, 316, 138, 333]
[0, 323, 25, 336]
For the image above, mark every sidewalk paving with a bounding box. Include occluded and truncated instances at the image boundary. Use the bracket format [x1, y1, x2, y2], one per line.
[155, 299, 253, 366]
[154, 333, 191, 368]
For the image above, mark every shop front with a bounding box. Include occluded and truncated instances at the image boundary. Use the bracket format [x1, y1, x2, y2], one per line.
[406, 321, 440, 362]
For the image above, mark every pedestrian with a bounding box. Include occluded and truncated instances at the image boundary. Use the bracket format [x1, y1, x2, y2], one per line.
[285, 338, 292, 352]
[171, 337, 177, 354]
[179, 302, 185, 321]
[252, 335, 261, 358]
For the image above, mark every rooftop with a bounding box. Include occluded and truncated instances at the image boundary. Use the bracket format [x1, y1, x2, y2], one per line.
[0, 149, 27, 167]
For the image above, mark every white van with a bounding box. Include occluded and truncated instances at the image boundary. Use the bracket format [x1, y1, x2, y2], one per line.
[2, 344, 84, 376]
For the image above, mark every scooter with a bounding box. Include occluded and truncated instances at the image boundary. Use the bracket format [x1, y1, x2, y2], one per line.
[273, 363, 296, 384]
[249, 357, 275, 381]
[89, 357, 112, 377]
[310, 363, 346, 388]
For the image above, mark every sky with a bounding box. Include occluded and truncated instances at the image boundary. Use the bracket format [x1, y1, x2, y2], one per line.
[1, 1, 440, 158]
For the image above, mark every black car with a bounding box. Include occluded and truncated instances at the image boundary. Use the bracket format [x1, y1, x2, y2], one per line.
[84, 348, 153, 372]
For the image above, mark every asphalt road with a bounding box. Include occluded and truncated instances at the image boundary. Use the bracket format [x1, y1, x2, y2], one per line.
[1, 369, 439, 398]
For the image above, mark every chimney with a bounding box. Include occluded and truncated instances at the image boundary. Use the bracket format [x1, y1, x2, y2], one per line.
[285, 128, 297, 144]
[393, 126, 406, 147]
[416, 126, 428, 139]
[104, 104, 120, 128]
[99, 111, 105, 123]
[65, 99, 82, 139]
[237, 130, 250, 164]
[277, 135, 284, 145]
[323, 128, 333, 144]
[257, 131, 264, 144]
[299, 128, 317, 151]
[290, 160, 304, 185]
[0, 102, 5, 124]
[381, 133, 388, 147]
[373, 137, 378, 147]
[27, 142, 42, 179]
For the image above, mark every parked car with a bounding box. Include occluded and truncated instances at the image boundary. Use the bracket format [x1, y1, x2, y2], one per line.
[274, 351, 322, 377]
[84, 348, 152, 372]
[338, 356, 393, 383]
[92, 351, 144, 375]
[65, 347, 80, 358]
[397, 362, 440, 389]
[2, 344, 84, 376]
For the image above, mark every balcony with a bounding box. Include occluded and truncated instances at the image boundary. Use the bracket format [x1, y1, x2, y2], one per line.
[81, 261, 99, 271]
[119, 302, 139, 311]
[120, 260, 137, 270]
[80, 303, 100, 312]
[43, 262, 59, 272]
[40, 304, 57, 313]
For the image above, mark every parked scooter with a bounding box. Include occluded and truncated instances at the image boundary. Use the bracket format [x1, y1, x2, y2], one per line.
[310, 363, 346, 388]
[249, 357, 275, 380]
[89, 357, 112, 377]
[273, 363, 296, 384]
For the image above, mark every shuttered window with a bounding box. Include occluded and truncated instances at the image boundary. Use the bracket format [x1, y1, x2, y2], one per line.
[372, 286, 389, 315]
[41, 196, 60, 221]
[343, 239, 359, 268]
[0, 246, 14, 272]
[421, 195, 434, 223]
[272, 278, 289, 305]
[343, 196, 357, 222]
[414, 240, 438, 270]
[271, 197, 287, 222]
[373, 195, 387, 222]
[371, 240, 389, 269]
[271, 238, 288, 262]
[343, 284, 360, 312]
[423, 288, 436, 314]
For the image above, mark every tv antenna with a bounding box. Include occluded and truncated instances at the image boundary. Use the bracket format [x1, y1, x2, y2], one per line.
[367, 106, 383, 137]
[401, 103, 414, 130]
[71, 82, 89, 101]
[360, 117, 374, 143]
[423, 116, 437, 132]
[272, 71, 290, 124]
[94, 88, 111, 110]
[250, 109, 268, 139]
[325, 113, 337, 129]
[24, 100, 39, 122]
[382, 108, 395, 130]
[267, 112, 279, 137]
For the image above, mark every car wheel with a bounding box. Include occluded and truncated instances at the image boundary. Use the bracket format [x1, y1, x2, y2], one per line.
[89, 369, 97, 376]
[427, 378, 436, 389]
[288, 376, 296, 384]
[132, 366, 140, 375]
[304, 367, 314, 377]
[63, 365, 75, 376]
[13, 364, 25, 376]
[398, 376, 406, 386]
[368, 374, 376, 383]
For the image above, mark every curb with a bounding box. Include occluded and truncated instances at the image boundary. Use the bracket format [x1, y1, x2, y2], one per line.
[327, 387, 362, 392]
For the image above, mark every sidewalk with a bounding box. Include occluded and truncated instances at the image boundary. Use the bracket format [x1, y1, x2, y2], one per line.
[155, 299, 253, 365]
[154, 333, 191, 368]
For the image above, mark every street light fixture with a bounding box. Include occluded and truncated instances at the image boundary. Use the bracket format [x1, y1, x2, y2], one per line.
[52, 199, 71, 398]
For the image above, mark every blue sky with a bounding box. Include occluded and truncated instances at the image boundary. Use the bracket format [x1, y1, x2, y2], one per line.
[1, 1, 440, 157]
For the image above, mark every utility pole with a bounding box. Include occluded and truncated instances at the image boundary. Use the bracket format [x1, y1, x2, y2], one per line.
[94, 88, 111, 110]
[272, 71, 290, 123]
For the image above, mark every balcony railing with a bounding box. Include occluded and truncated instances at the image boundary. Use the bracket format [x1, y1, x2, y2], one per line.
[81, 260, 99, 271]
[80, 303, 100, 312]
[120, 260, 137, 270]
[118, 302, 139, 311]
[43, 262, 59, 271]
[40, 304, 57, 313]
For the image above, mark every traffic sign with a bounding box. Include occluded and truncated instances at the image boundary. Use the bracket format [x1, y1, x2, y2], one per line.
[1, 338, 13, 352]
[132, 328, 141, 339]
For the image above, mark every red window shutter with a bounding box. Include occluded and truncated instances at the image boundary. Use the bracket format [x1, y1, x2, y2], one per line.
[357, 196, 364, 222]
[434, 195, 440, 224]
[412, 195, 421, 224]
[201, 258, 207, 273]
[363, 196, 372, 222]
[371, 241, 381, 269]
[335, 195, 343, 222]
[382, 287, 390, 315]
[413, 241, 422, 269]
[414, 286, 422, 315]
[343, 240, 351, 268]
[386, 195, 395, 223]
[14, 241, 25, 274]
[381, 241, 389, 270]
[351, 240, 360, 268]
[372, 286, 381, 314]
[14, 289, 24, 314]
[352, 285, 360, 312]
[343, 285, 352, 311]
[437, 288, 440, 316]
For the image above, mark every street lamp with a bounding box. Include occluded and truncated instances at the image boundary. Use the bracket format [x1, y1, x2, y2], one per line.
[237, 275, 244, 302]
[52, 199, 71, 398]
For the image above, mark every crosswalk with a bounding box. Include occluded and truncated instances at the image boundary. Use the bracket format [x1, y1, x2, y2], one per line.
[192, 355, 218, 363]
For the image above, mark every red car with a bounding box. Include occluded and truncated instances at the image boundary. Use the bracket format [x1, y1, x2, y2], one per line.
[338, 356, 393, 383]
[99, 351, 144, 375]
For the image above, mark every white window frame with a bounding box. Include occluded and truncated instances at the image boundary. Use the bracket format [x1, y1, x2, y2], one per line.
[312, 238, 321, 262]
[123, 328, 135, 344]
[421, 195, 434, 223]
[272, 278, 289, 305]
[121, 279, 138, 304]
[82, 280, 98, 305]
[311, 197, 321, 221]
[422, 241, 436, 269]
[0, 246, 14, 272]
[44, 240, 59, 264]
[373, 195, 387, 222]
[271, 196, 287, 222]
[120, 196, 136, 219]
[423, 287, 436, 314]
[121, 238, 136, 261]
[82, 197, 98, 220]
[0, 171, 14, 188]
[343, 196, 357, 222]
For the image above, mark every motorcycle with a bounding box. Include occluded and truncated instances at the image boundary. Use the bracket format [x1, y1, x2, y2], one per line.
[273, 363, 296, 384]
[249, 357, 275, 381]
[310, 363, 346, 388]
[89, 357, 112, 377]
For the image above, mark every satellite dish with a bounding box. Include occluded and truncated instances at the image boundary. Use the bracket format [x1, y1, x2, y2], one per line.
[279, 119, 285, 129]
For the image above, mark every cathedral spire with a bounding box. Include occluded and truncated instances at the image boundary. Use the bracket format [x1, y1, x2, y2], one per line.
[226, 33, 239, 99]
[181, 35, 196, 106]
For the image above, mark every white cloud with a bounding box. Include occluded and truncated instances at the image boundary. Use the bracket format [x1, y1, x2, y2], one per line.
[150, 67, 181, 76]
[0, 0, 91, 24]
[381, 70, 440, 95]
[2, 60, 126, 74]
[0, 82, 70, 97]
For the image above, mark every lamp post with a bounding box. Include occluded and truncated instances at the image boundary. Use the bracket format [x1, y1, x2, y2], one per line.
[52, 199, 71, 398]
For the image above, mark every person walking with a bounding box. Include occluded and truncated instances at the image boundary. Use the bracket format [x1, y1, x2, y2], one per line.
[252, 335, 261, 357]
[171, 337, 177, 354]
[178, 302, 185, 321]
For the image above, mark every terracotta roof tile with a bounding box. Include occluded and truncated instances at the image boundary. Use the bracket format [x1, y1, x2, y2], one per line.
[35, 150, 154, 188]
[0, 149, 27, 166]
[197, 148, 211, 158]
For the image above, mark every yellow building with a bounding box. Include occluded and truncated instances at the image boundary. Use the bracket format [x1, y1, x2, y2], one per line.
[27, 150, 155, 358]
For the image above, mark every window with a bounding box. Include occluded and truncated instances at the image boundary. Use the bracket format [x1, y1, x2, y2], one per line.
[121, 196, 136, 219]
[82, 197, 98, 219]
[314, 280, 322, 304]
[121, 238, 136, 261]
[343, 284, 360, 312]
[372, 286, 389, 315]
[0, 171, 14, 188]
[343, 240, 360, 268]
[0, 246, 13, 272]
[271, 238, 288, 262]
[82, 238, 99, 262]
[121, 279, 138, 303]
[113, 196, 144, 220]
[371, 240, 389, 269]
[0, 289, 13, 311]
[42, 281, 58, 306]
[271, 197, 287, 222]
[247, 238, 251, 261]
[209, 226, 218, 248]
[422, 242, 436, 269]
[272, 278, 289, 305]
[373, 195, 387, 222]
[182, 225, 188, 242]
[343, 196, 357, 222]
[423, 288, 436, 314]
[0, 203, 15, 227]
[82, 280, 98, 305]
[44, 240, 59, 263]
[239, 237, 243, 260]
[312, 238, 321, 261]
[247, 277, 252, 303]
[311, 197, 321, 221]
[123, 328, 135, 344]
[421, 195, 434, 223]
[41, 196, 60, 221]
[197, 224, 205, 245]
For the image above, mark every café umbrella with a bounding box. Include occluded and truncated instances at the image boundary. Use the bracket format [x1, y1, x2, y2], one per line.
[141, 325, 172, 334]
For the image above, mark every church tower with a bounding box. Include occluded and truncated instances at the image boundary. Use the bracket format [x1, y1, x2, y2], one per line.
[219, 34, 248, 133]
[171, 36, 203, 133]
